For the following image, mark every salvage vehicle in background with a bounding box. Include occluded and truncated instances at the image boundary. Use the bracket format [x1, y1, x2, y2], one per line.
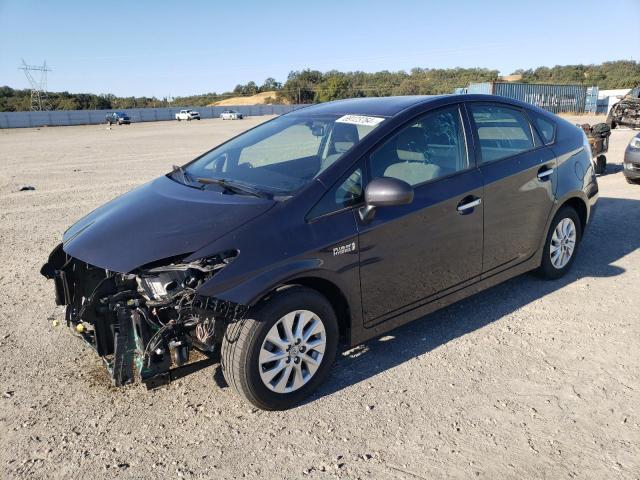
[607, 87, 640, 129]
[220, 109, 244, 120]
[624, 132, 640, 184]
[175, 109, 201, 121]
[41, 95, 598, 410]
[105, 112, 131, 125]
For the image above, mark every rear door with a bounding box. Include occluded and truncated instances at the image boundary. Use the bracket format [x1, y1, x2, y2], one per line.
[466, 102, 557, 274]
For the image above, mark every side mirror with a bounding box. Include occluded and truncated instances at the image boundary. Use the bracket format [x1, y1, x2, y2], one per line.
[359, 177, 414, 222]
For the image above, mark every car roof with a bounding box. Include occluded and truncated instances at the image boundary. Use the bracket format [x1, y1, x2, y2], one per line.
[292, 96, 444, 117]
[289, 94, 547, 118]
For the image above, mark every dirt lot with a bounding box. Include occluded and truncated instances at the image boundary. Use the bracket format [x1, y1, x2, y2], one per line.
[1, 115, 638, 479]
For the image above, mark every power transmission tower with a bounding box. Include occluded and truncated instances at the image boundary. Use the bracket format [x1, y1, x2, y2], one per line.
[18, 59, 52, 111]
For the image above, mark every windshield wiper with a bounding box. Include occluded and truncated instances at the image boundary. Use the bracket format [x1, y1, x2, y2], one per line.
[196, 177, 269, 198]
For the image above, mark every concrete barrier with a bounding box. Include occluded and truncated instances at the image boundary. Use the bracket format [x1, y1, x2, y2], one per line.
[0, 104, 309, 128]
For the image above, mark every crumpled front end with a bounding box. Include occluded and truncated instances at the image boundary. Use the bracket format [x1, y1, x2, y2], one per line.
[41, 243, 246, 388]
[608, 96, 640, 129]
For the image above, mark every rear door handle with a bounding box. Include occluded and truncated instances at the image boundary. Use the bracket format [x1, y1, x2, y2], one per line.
[537, 167, 554, 180]
[457, 196, 481, 213]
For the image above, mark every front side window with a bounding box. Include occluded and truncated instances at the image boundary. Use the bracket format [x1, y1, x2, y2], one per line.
[468, 104, 535, 163]
[181, 114, 382, 195]
[369, 105, 469, 186]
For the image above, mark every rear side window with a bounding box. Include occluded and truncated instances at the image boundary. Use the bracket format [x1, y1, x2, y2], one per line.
[529, 111, 556, 145]
[468, 104, 535, 163]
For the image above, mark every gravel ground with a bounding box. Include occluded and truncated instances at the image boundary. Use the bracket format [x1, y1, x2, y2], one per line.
[0, 115, 638, 479]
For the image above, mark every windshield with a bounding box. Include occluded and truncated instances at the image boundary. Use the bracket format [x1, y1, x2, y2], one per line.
[181, 113, 384, 194]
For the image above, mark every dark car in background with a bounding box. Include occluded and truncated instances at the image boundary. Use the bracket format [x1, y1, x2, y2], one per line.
[624, 132, 640, 184]
[42, 95, 598, 410]
[105, 111, 131, 125]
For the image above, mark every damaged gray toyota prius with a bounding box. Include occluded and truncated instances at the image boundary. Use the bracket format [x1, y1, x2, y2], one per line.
[42, 95, 598, 410]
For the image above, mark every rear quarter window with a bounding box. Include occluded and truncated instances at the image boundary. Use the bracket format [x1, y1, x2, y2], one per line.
[529, 111, 556, 145]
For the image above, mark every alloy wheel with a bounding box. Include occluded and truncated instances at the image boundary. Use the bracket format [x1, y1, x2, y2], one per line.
[550, 217, 577, 269]
[258, 310, 326, 394]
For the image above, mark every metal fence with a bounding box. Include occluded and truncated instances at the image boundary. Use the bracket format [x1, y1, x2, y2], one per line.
[0, 104, 309, 129]
[466, 82, 591, 113]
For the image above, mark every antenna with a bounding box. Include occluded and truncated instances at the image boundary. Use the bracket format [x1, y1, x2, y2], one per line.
[18, 59, 52, 111]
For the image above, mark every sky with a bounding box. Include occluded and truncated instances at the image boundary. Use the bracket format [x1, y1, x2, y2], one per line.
[0, 0, 638, 98]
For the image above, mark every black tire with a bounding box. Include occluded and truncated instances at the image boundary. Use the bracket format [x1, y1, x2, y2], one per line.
[626, 177, 640, 185]
[595, 155, 606, 175]
[537, 206, 582, 280]
[221, 286, 338, 410]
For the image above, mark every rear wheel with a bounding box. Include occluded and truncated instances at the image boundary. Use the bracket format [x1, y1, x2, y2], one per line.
[221, 286, 338, 410]
[627, 177, 640, 185]
[537, 206, 582, 279]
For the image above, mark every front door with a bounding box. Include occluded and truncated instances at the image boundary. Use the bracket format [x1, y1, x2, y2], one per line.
[357, 104, 484, 325]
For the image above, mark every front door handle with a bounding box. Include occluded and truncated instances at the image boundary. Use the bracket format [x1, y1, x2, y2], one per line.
[537, 167, 554, 180]
[457, 196, 481, 213]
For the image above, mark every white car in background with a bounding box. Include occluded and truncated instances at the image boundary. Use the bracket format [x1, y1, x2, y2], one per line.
[175, 109, 201, 121]
[220, 109, 244, 120]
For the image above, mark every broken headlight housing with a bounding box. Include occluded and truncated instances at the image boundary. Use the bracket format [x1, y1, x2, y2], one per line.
[137, 251, 238, 302]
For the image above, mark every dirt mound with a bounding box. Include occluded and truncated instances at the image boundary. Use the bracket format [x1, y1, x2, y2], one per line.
[210, 91, 287, 106]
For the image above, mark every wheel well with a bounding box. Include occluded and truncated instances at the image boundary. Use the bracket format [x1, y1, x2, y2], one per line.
[281, 277, 351, 338]
[561, 197, 587, 233]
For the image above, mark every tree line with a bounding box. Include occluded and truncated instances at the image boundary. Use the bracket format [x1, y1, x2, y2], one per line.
[1, 60, 638, 112]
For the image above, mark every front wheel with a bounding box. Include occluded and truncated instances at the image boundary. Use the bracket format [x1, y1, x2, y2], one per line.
[537, 206, 582, 279]
[221, 286, 338, 410]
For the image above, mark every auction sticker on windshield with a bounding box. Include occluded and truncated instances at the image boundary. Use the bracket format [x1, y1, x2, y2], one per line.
[335, 114, 385, 126]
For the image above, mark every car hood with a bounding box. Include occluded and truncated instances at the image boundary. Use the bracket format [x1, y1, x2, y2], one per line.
[62, 175, 274, 273]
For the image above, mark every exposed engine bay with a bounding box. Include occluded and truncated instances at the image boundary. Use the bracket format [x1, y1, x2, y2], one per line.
[607, 87, 640, 129]
[41, 244, 246, 388]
